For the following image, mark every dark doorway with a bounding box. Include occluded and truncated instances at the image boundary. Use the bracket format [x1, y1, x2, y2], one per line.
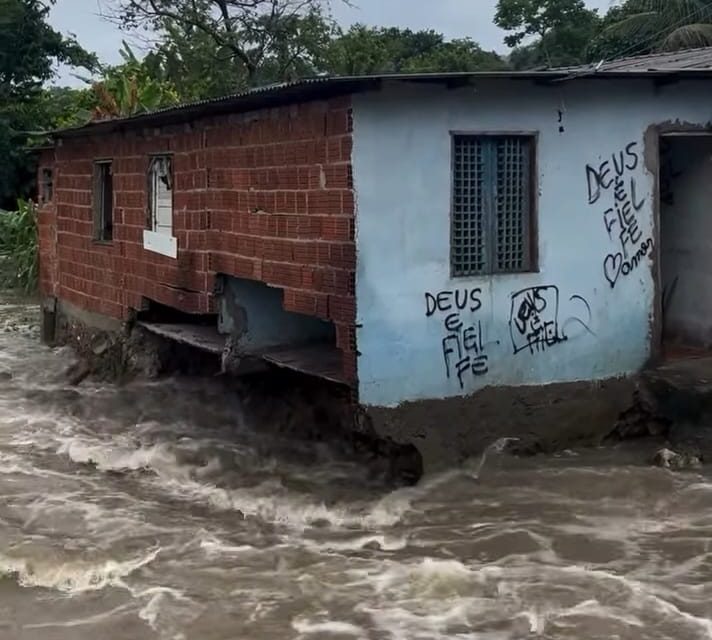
[660, 134, 712, 355]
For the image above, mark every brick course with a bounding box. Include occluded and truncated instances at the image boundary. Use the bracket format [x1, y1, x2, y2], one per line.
[37, 97, 357, 382]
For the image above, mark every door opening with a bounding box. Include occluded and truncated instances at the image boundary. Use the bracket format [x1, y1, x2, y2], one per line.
[660, 133, 712, 357]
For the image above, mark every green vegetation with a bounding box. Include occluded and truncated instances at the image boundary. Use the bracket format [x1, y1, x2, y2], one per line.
[0, 200, 39, 293]
[322, 26, 506, 75]
[495, 0, 601, 69]
[0, 0, 96, 209]
[496, 0, 712, 70]
[90, 42, 179, 120]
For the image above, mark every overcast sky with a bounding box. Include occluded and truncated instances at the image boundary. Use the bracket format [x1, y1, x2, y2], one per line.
[50, 0, 618, 85]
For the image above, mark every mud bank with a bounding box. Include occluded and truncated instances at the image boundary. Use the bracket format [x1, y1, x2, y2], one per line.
[607, 360, 712, 469]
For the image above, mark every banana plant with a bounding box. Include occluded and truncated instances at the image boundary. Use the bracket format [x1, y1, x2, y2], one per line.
[91, 41, 179, 120]
[0, 199, 38, 293]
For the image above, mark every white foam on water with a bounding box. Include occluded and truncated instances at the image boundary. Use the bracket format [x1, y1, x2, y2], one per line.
[57, 433, 401, 530]
[155, 474, 415, 531]
[352, 556, 712, 639]
[198, 535, 256, 557]
[160, 476, 344, 526]
[0, 462, 40, 477]
[370, 558, 477, 600]
[133, 585, 202, 637]
[0, 451, 48, 478]
[631, 589, 712, 636]
[51, 421, 433, 533]
[686, 482, 712, 492]
[0, 547, 160, 593]
[292, 618, 366, 637]
[22, 603, 139, 629]
[552, 598, 645, 628]
[58, 437, 180, 475]
[302, 534, 408, 553]
[360, 602, 487, 640]
[15, 490, 171, 544]
[523, 565, 712, 637]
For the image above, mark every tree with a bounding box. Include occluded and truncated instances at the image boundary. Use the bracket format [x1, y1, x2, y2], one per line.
[323, 25, 506, 75]
[144, 20, 251, 100]
[400, 38, 507, 72]
[108, 0, 342, 88]
[592, 0, 712, 60]
[0, 0, 96, 208]
[0, 0, 95, 100]
[253, 8, 335, 83]
[495, 0, 600, 68]
[141, 6, 336, 99]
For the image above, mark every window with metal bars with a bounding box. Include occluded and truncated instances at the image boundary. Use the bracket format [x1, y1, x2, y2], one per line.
[451, 134, 535, 276]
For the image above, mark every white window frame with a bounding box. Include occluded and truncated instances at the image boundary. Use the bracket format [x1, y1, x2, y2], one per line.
[143, 154, 177, 258]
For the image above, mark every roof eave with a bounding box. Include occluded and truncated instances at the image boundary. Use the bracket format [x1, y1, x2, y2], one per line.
[50, 69, 712, 140]
[51, 73, 567, 140]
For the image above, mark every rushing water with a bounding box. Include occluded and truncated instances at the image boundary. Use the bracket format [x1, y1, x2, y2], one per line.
[0, 296, 711, 640]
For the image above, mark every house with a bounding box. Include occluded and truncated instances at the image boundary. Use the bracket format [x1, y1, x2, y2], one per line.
[36, 49, 712, 469]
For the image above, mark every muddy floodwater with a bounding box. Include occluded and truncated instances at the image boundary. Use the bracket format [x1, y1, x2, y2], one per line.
[0, 295, 711, 639]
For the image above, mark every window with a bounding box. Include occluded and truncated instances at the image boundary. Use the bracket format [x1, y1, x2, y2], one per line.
[143, 155, 177, 258]
[148, 155, 173, 235]
[93, 160, 113, 242]
[451, 134, 535, 276]
[41, 168, 53, 203]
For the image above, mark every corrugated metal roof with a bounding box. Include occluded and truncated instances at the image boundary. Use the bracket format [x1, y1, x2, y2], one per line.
[557, 47, 712, 74]
[52, 72, 559, 138]
[52, 48, 712, 139]
[54, 75, 371, 138]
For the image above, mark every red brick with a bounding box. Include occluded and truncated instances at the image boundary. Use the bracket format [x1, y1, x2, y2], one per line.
[262, 260, 303, 289]
[314, 268, 351, 295]
[295, 193, 308, 214]
[40, 107, 357, 376]
[323, 165, 352, 189]
[211, 211, 233, 232]
[275, 191, 297, 214]
[328, 295, 356, 323]
[115, 156, 146, 174]
[341, 350, 357, 382]
[284, 289, 327, 318]
[326, 110, 352, 135]
[321, 217, 352, 241]
[328, 95, 352, 110]
[308, 190, 344, 215]
[292, 242, 318, 265]
[336, 323, 357, 352]
[329, 243, 356, 269]
[342, 190, 355, 216]
[116, 191, 144, 208]
[259, 238, 293, 262]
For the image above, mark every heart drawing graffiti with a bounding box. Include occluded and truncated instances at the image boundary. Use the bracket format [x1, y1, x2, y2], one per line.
[602, 239, 653, 289]
[603, 253, 623, 288]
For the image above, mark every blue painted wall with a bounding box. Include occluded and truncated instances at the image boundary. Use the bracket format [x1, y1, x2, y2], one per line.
[352, 79, 712, 407]
[218, 277, 333, 350]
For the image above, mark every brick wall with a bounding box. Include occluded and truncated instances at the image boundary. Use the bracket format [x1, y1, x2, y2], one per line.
[39, 96, 357, 382]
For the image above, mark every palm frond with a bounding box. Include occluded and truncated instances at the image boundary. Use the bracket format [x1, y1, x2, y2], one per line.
[601, 12, 659, 39]
[636, 0, 712, 23]
[662, 23, 712, 49]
